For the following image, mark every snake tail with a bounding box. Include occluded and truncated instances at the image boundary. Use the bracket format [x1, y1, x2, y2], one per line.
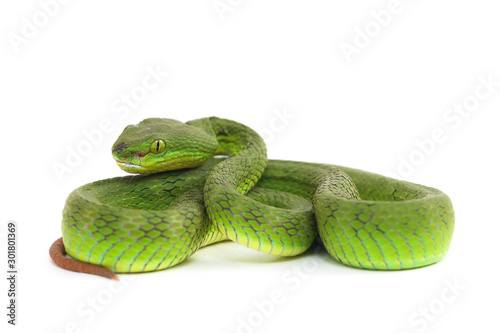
[49, 238, 118, 280]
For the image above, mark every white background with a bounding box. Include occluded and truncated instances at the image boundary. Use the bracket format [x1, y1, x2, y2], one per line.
[1, 1, 499, 332]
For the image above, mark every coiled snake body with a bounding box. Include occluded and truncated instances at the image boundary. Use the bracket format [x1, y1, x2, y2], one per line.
[50, 117, 454, 279]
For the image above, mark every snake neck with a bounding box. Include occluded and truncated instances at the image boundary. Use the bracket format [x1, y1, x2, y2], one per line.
[187, 117, 267, 195]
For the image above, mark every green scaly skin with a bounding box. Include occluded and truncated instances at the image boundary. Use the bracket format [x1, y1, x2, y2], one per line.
[61, 117, 454, 274]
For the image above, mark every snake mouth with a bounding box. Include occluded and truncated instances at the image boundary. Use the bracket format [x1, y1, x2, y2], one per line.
[114, 158, 134, 166]
[114, 159, 143, 172]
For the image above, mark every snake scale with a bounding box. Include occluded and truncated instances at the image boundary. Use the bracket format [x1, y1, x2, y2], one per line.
[50, 117, 455, 279]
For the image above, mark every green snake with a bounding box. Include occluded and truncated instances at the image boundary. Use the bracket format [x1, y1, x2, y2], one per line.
[50, 117, 455, 279]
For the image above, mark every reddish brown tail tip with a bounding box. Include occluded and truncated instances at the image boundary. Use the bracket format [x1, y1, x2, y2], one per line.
[49, 237, 119, 281]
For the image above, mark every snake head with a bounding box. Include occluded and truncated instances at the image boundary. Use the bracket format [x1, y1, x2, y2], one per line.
[112, 118, 218, 174]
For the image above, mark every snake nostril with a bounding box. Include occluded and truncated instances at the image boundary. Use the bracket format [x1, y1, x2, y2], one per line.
[113, 142, 127, 153]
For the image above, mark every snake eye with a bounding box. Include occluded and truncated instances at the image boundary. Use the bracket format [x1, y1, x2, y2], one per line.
[150, 139, 166, 154]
